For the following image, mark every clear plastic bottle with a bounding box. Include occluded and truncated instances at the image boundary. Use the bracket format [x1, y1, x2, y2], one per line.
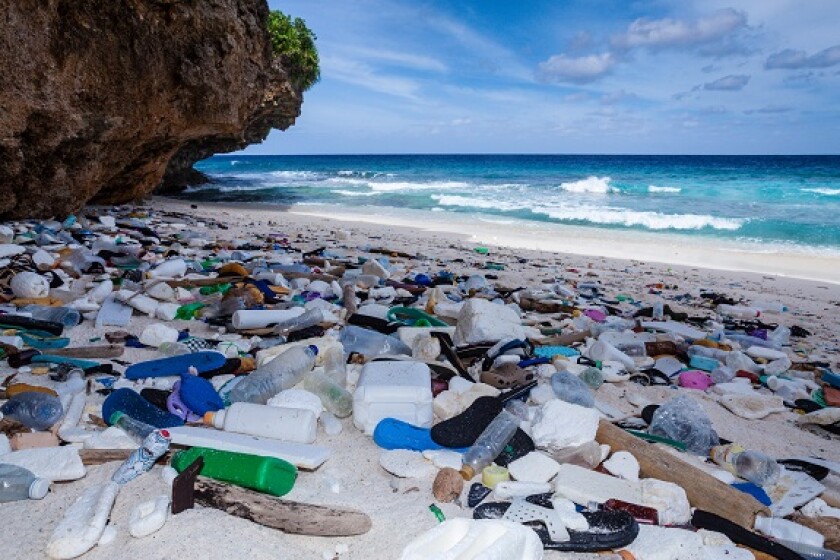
[227, 345, 318, 404]
[109, 411, 155, 444]
[157, 341, 192, 356]
[19, 304, 81, 328]
[338, 325, 411, 358]
[751, 301, 788, 314]
[711, 444, 781, 487]
[460, 410, 520, 480]
[303, 369, 353, 418]
[550, 371, 594, 408]
[652, 299, 665, 320]
[323, 346, 347, 385]
[687, 345, 730, 362]
[774, 538, 839, 559]
[0, 464, 51, 502]
[578, 367, 604, 389]
[271, 308, 326, 335]
[0, 392, 64, 431]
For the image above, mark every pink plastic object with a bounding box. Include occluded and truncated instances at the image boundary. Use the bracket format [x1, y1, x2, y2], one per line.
[584, 309, 607, 323]
[679, 370, 714, 390]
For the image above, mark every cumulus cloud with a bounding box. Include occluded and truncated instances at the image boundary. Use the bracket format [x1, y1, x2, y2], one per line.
[704, 74, 750, 91]
[611, 8, 748, 51]
[765, 45, 840, 69]
[537, 53, 616, 84]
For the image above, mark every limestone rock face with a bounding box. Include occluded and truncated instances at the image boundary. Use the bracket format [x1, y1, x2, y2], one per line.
[0, 0, 302, 219]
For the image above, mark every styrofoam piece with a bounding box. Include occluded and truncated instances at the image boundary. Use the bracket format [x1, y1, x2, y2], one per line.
[717, 394, 786, 420]
[139, 323, 179, 347]
[83, 427, 137, 450]
[494, 481, 553, 500]
[47, 481, 119, 559]
[232, 308, 304, 330]
[508, 451, 561, 483]
[11, 271, 50, 298]
[0, 446, 86, 481]
[624, 525, 706, 560]
[640, 321, 707, 340]
[145, 282, 176, 301]
[0, 244, 26, 259]
[801, 498, 840, 520]
[129, 495, 170, 538]
[531, 399, 599, 449]
[362, 259, 390, 279]
[165, 426, 330, 469]
[795, 407, 840, 426]
[353, 361, 433, 435]
[88, 280, 113, 303]
[603, 451, 640, 482]
[379, 449, 436, 478]
[454, 298, 526, 346]
[639, 478, 691, 525]
[398, 518, 544, 560]
[397, 326, 457, 348]
[771, 469, 826, 517]
[155, 302, 181, 321]
[422, 449, 463, 470]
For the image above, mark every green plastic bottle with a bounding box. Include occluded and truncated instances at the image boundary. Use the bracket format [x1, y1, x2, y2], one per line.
[171, 447, 297, 497]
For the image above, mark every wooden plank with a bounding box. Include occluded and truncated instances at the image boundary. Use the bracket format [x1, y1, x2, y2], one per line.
[193, 477, 372, 537]
[80, 448, 173, 465]
[48, 345, 125, 359]
[596, 419, 770, 529]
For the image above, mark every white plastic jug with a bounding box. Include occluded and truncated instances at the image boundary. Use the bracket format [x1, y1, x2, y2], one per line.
[205, 402, 317, 444]
[353, 361, 433, 434]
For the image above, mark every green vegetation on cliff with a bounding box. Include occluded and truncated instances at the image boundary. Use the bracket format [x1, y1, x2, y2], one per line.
[267, 11, 320, 91]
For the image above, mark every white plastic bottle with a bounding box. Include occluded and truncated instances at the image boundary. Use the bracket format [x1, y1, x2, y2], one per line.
[717, 304, 761, 320]
[0, 463, 51, 502]
[754, 516, 825, 548]
[204, 402, 317, 444]
[228, 345, 318, 404]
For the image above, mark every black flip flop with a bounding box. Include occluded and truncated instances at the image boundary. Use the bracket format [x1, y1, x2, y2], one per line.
[474, 494, 639, 552]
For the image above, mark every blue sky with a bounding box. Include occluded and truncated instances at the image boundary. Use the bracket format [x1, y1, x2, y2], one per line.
[255, 0, 840, 155]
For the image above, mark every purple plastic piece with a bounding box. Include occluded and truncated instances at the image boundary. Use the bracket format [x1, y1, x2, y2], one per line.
[167, 380, 202, 422]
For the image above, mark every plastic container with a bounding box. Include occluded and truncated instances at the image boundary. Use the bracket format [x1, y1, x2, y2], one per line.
[717, 304, 761, 319]
[550, 371, 594, 408]
[460, 409, 520, 480]
[303, 370, 353, 418]
[227, 345, 317, 405]
[754, 517, 824, 548]
[204, 402, 317, 444]
[339, 325, 412, 358]
[0, 463, 51, 502]
[752, 301, 788, 313]
[711, 444, 781, 487]
[147, 258, 187, 278]
[353, 361, 433, 435]
[19, 304, 81, 328]
[231, 308, 304, 330]
[0, 392, 63, 431]
[112, 429, 172, 485]
[773, 539, 840, 560]
[548, 441, 603, 469]
[171, 446, 297, 497]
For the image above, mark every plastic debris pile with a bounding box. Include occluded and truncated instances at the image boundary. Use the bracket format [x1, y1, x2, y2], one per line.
[0, 206, 838, 560]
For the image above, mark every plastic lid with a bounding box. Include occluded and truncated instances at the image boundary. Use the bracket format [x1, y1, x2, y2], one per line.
[29, 478, 50, 500]
[308, 345, 319, 356]
[109, 410, 124, 425]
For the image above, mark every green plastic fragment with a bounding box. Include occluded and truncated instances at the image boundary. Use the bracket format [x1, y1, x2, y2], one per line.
[429, 504, 446, 522]
[474, 247, 489, 255]
[175, 302, 206, 320]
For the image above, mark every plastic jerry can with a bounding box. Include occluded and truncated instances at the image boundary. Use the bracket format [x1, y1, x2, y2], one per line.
[353, 361, 433, 435]
[171, 446, 297, 497]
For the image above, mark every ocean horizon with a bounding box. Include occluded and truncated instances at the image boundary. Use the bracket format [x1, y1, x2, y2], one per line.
[182, 153, 840, 255]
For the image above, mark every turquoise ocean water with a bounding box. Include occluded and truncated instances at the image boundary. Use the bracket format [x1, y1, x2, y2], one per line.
[183, 154, 840, 253]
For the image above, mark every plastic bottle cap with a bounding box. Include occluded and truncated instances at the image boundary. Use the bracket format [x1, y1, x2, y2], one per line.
[29, 478, 50, 500]
[308, 345, 319, 356]
[109, 411, 124, 425]
[459, 466, 475, 481]
[203, 411, 217, 426]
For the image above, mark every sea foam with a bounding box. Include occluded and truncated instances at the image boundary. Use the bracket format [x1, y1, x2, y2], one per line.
[560, 176, 617, 194]
[648, 185, 682, 193]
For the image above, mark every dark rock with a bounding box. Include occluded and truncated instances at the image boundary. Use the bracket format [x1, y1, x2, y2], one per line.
[0, 0, 302, 219]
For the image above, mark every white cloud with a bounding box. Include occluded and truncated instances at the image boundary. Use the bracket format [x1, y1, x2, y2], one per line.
[611, 8, 748, 51]
[340, 46, 448, 73]
[703, 74, 750, 90]
[766, 45, 840, 69]
[537, 53, 616, 84]
[320, 56, 423, 101]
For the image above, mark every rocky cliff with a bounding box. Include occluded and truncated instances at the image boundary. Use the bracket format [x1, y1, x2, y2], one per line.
[0, 0, 302, 219]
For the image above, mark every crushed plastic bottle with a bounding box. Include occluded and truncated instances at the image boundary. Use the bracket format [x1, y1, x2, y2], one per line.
[648, 395, 719, 455]
[711, 444, 780, 487]
[550, 371, 595, 408]
[0, 392, 63, 431]
[228, 345, 318, 405]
